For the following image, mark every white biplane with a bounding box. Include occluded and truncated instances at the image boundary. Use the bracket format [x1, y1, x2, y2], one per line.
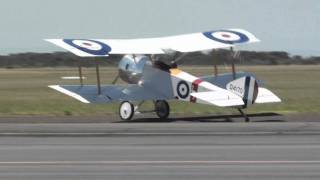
[46, 29, 281, 121]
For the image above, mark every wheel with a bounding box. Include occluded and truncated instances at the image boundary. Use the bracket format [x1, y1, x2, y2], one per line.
[119, 101, 134, 120]
[245, 117, 250, 123]
[155, 100, 170, 120]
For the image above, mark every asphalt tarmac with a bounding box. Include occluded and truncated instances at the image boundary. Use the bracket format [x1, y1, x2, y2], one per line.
[0, 118, 319, 179]
[1, 112, 318, 123]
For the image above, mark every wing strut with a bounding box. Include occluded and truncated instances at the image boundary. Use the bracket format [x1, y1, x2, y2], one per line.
[230, 47, 237, 80]
[214, 64, 218, 76]
[212, 50, 218, 76]
[95, 60, 101, 95]
[78, 63, 83, 86]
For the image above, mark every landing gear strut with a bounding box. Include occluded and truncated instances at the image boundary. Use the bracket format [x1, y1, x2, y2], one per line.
[238, 108, 250, 122]
[154, 100, 170, 120]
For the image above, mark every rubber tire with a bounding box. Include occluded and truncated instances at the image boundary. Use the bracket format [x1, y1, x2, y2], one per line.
[119, 101, 134, 120]
[155, 100, 170, 120]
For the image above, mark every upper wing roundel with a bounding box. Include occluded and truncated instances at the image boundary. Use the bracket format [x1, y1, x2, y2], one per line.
[63, 39, 112, 56]
[202, 30, 250, 44]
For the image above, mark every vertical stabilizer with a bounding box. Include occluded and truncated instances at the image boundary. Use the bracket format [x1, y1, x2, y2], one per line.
[226, 76, 258, 108]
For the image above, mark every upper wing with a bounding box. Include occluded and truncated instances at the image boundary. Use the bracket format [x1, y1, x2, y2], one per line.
[49, 84, 173, 103]
[46, 29, 259, 57]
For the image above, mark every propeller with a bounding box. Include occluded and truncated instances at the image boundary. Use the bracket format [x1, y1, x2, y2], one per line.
[112, 75, 119, 84]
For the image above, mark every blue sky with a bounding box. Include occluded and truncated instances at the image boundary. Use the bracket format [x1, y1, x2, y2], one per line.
[0, 0, 319, 56]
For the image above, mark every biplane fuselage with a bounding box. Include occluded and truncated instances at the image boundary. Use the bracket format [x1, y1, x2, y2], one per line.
[117, 54, 273, 108]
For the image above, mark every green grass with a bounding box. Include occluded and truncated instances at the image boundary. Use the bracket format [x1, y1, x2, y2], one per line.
[0, 65, 319, 116]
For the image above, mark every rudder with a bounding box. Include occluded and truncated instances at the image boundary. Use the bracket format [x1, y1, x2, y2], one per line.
[226, 76, 259, 108]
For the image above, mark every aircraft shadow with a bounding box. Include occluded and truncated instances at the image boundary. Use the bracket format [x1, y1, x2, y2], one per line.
[114, 112, 284, 123]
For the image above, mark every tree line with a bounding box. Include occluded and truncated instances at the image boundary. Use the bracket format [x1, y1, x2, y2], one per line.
[0, 50, 319, 68]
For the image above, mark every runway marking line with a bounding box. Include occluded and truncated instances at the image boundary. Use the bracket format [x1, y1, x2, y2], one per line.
[0, 161, 320, 166]
[1, 131, 320, 136]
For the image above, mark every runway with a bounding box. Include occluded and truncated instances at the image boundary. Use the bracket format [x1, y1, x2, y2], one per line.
[0, 122, 319, 179]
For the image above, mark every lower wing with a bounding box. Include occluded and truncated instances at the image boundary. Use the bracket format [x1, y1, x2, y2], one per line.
[49, 84, 173, 103]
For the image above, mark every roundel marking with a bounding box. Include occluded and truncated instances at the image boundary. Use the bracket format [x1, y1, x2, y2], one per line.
[176, 80, 189, 99]
[63, 39, 112, 56]
[203, 30, 249, 44]
[222, 34, 231, 38]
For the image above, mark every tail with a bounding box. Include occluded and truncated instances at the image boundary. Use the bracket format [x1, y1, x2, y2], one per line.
[226, 76, 259, 108]
[227, 76, 281, 108]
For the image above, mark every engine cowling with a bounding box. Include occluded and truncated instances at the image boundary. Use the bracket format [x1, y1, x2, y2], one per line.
[118, 55, 150, 84]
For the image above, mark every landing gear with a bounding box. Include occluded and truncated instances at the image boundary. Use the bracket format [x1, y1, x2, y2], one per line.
[118, 100, 170, 120]
[155, 100, 170, 120]
[238, 108, 250, 122]
[119, 101, 134, 120]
